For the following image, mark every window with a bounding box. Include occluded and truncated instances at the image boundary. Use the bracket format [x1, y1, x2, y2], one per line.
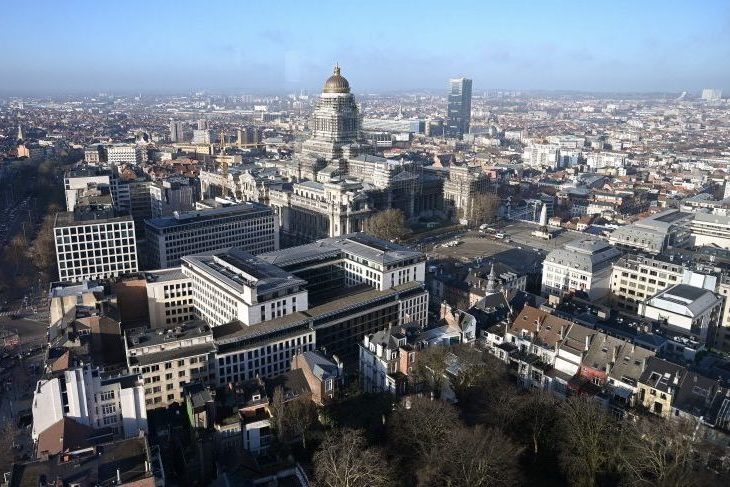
[99, 391, 115, 401]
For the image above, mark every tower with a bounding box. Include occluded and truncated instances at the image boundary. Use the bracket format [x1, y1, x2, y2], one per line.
[446, 77, 473, 138]
[17, 124, 23, 142]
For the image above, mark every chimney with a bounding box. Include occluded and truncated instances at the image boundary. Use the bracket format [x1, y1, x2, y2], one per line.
[584, 334, 591, 351]
[116, 469, 121, 484]
[612, 345, 619, 364]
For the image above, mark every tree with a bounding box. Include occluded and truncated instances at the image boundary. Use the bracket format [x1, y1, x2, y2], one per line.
[512, 390, 561, 458]
[314, 428, 394, 487]
[363, 209, 409, 242]
[557, 396, 624, 487]
[268, 387, 317, 449]
[620, 417, 697, 487]
[388, 396, 461, 469]
[0, 417, 17, 475]
[468, 193, 501, 227]
[412, 345, 450, 396]
[427, 425, 523, 487]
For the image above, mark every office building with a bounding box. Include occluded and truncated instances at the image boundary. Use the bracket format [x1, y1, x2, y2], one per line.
[639, 284, 722, 343]
[541, 238, 622, 300]
[183, 234, 428, 363]
[609, 254, 685, 312]
[212, 319, 316, 384]
[361, 118, 425, 134]
[144, 268, 195, 328]
[446, 77, 472, 137]
[145, 202, 279, 269]
[54, 211, 138, 282]
[124, 321, 215, 409]
[609, 209, 692, 255]
[169, 120, 185, 142]
[182, 248, 309, 327]
[688, 213, 730, 249]
[192, 129, 212, 145]
[107, 144, 144, 165]
[31, 364, 147, 441]
[701, 88, 722, 101]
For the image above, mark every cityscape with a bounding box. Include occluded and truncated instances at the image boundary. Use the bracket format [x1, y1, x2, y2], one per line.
[1, 1, 730, 486]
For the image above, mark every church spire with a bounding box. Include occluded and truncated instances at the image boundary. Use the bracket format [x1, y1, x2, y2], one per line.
[486, 262, 498, 293]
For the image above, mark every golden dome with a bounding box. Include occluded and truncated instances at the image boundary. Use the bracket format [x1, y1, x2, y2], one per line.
[323, 65, 350, 94]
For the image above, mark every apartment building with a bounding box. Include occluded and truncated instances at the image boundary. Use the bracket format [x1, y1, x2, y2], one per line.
[124, 321, 215, 409]
[107, 144, 144, 165]
[54, 211, 138, 283]
[144, 268, 195, 328]
[64, 167, 111, 212]
[541, 238, 622, 300]
[145, 203, 279, 269]
[31, 364, 147, 441]
[609, 254, 685, 312]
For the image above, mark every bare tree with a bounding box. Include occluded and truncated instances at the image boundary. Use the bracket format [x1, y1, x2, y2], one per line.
[468, 193, 501, 227]
[557, 396, 623, 487]
[620, 417, 697, 487]
[388, 396, 460, 467]
[0, 417, 17, 475]
[314, 428, 394, 487]
[363, 209, 409, 242]
[283, 395, 317, 449]
[268, 387, 317, 449]
[513, 389, 560, 457]
[427, 425, 523, 487]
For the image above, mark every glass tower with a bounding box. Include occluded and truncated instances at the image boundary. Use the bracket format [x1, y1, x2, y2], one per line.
[446, 77, 472, 138]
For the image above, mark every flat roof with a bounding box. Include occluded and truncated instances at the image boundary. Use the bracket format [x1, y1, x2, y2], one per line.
[144, 267, 188, 283]
[182, 248, 307, 296]
[54, 211, 132, 228]
[126, 320, 211, 349]
[145, 202, 272, 230]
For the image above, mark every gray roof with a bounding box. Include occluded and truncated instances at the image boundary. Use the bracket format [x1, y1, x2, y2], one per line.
[259, 233, 423, 269]
[300, 351, 340, 381]
[182, 248, 307, 296]
[144, 267, 187, 283]
[545, 238, 622, 272]
[126, 320, 211, 350]
[145, 202, 272, 230]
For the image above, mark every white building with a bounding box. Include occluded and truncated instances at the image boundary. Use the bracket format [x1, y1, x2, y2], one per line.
[688, 212, 730, 249]
[64, 168, 111, 212]
[542, 238, 622, 300]
[32, 364, 147, 441]
[213, 319, 316, 384]
[192, 129, 212, 145]
[107, 144, 144, 165]
[701, 88, 722, 101]
[144, 268, 195, 328]
[639, 284, 722, 343]
[145, 203, 279, 269]
[182, 248, 309, 327]
[524, 143, 561, 170]
[54, 212, 138, 282]
[585, 151, 627, 170]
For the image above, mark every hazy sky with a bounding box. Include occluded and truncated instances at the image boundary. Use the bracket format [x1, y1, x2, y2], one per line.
[3, 0, 729, 94]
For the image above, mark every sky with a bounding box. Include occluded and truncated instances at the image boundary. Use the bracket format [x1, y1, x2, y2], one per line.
[2, 0, 730, 95]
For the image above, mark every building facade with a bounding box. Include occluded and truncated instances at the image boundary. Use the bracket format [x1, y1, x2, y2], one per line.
[145, 203, 279, 269]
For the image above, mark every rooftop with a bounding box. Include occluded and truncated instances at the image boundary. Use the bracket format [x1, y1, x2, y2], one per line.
[145, 202, 272, 230]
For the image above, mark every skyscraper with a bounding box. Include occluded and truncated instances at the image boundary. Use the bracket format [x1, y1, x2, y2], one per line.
[701, 88, 722, 101]
[446, 77, 473, 138]
[169, 120, 184, 142]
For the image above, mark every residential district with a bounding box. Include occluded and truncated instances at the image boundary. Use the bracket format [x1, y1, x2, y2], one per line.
[0, 68, 729, 486]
